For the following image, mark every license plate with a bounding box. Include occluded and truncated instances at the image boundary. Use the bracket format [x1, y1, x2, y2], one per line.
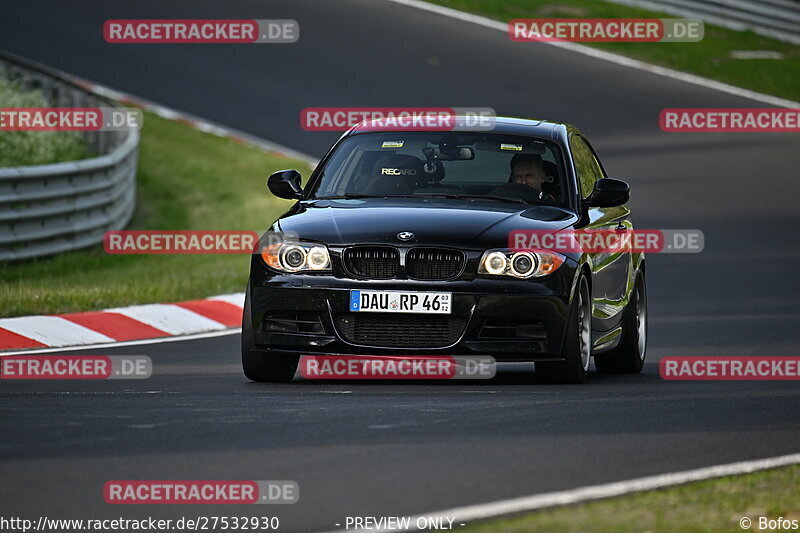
[349, 290, 451, 314]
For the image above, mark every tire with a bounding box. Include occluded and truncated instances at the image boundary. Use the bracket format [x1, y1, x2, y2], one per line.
[241, 286, 298, 383]
[538, 273, 592, 384]
[594, 270, 647, 374]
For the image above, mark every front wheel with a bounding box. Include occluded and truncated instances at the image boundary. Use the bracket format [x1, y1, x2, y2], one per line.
[595, 269, 647, 374]
[241, 287, 298, 383]
[538, 274, 592, 384]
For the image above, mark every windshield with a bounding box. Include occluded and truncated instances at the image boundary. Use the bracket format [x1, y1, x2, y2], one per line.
[307, 132, 569, 207]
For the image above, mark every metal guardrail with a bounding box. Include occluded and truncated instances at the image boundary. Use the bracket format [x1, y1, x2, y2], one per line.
[0, 51, 139, 261]
[605, 0, 800, 45]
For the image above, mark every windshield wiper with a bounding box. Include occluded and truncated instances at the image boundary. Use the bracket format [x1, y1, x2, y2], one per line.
[314, 193, 528, 204]
[313, 193, 384, 200]
[471, 195, 528, 204]
[417, 193, 528, 204]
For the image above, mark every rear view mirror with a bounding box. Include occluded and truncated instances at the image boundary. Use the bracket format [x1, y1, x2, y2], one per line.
[436, 147, 474, 161]
[450, 147, 474, 160]
[586, 178, 630, 208]
[268, 170, 303, 200]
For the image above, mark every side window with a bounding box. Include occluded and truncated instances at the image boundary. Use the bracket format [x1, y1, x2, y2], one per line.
[569, 135, 605, 198]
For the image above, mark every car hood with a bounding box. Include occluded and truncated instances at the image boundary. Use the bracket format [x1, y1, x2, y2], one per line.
[275, 198, 578, 249]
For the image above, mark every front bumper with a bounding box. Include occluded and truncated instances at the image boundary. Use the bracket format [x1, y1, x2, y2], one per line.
[247, 259, 578, 362]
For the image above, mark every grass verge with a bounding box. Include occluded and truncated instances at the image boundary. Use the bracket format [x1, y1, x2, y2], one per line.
[463, 464, 800, 532]
[429, 0, 800, 102]
[0, 112, 310, 317]
[0, 78, 92, 166]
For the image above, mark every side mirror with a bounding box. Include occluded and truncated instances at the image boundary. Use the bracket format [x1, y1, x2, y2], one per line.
[268, 170, 303, 200]
[586, 178, 629, 208]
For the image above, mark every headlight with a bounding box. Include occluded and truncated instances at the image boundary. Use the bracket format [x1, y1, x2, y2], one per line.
[510, 252, 535, 277]
[261, 242, 331, 273]
[306, 246, 331, 270]
[483, 251, 508, 275]
[478, 249, 564, 278]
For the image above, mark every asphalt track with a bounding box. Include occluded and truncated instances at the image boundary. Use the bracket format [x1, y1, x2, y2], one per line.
[1, 1, 800, 531]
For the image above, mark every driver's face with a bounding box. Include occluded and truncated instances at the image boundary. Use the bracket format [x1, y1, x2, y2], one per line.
[511, 163, 545, 190]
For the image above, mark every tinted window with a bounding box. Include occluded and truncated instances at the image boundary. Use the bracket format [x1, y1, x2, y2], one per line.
[307, 132, 568, 207]
[570, 135, 605, 198]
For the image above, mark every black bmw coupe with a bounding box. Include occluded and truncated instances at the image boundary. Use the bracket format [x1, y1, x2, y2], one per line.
[242, 117, 647, 384]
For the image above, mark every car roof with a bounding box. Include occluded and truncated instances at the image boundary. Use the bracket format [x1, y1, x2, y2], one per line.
[347, 116, 575, 140]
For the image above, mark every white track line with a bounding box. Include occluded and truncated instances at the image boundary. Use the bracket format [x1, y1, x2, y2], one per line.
[323, 452, 800, 532]
[0, 316, 115, 347]
[79, 81, 319, 167]
[0, 50, 318, 167]
[385, 0, 800, 108]
[0, 328, 241, 356]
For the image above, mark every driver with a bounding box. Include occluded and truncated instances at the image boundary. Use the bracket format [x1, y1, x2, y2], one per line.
[511, 154, 545, 190]
[508, 154, 555, 202]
